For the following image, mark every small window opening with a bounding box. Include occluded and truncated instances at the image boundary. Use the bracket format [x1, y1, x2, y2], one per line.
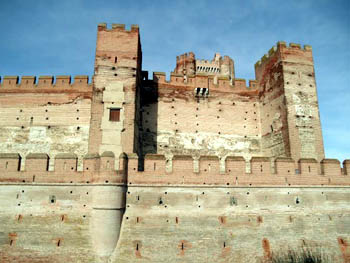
[50, 195, 56, 204]
[136, 217, 139, 223]
[196, 88, 200, 96]
[308, 166, 311, 173]
[154, 162, 156, 171]
[109, 108, 120, 122]
[181, 242, 184, 250]
[270, 125, 274, 132]
[10, 240, 13, 246]
[260, 165, 263, 172]
[114, 57, 118, 63]
[136, 243, 139, 251]
[296, 197, 300, 204]
[159, 197, 163, 205]
[202, 88, 207, 95]
[175, 217, 178, 224]
[57, 239, 61, 247]
[223, 241, 226, 248]
[5, 162, 8, 169]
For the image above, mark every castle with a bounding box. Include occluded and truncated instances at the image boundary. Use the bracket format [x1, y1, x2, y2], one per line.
[0, 23, 349, 262]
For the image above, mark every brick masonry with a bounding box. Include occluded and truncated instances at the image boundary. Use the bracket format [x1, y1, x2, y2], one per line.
[0, 23, 349, 262]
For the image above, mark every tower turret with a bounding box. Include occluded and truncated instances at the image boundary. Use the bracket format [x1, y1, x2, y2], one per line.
[255, 42, 325, 162]
[175, 52, 196, 75]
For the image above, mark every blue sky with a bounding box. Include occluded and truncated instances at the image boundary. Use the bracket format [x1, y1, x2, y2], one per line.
[0, 0, 349, 162]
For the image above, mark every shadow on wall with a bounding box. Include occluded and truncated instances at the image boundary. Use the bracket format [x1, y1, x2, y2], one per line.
[139, 77, 158, 170]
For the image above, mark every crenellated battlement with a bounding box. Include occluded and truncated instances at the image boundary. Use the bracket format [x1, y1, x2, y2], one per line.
[0, 75, 92, 92]
[97, 22, 139, 33]
[0, 23, 348, 263]
[127, 154, 350, 186]
[176, 52, 195, 62]
[2, 152, 348, 186]
[151, 72, 258, 94]
[0, 152, 126, 184]
[254, 41, 313, 68]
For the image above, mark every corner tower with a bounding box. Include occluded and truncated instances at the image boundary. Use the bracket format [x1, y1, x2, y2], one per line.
[255, 42, 325, 161]
[88, 23, 142, 166]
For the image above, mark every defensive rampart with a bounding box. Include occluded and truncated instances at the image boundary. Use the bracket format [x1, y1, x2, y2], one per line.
[151, 72, 258, 95]
[0, 152, 126, 184]
[0, 75, 92, 93]
[127, 154, 350, 186]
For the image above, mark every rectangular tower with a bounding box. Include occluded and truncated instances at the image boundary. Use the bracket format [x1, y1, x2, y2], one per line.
[88, 23, 142, 168]
[255, 42, 325, 161]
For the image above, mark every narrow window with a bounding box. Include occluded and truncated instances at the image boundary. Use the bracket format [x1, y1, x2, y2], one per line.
[270, 125, 273, 132]
[136, 243, 139, 251]
[109, 108, 120, 122]
[202, 88, 207, 95]
[114, 57, 118, 63]
[57, 239, 61, 247]
[181, 242, 184, 250]
[308, 166, 311, 173]
[196, 88, 200, 96]
[5, 162, 8, 169]
[154, 162, 156, 171]
[50, 195, 56, 204]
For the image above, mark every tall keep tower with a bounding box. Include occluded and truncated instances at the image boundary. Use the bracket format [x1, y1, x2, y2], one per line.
[88, 23, 142, 164]
[255, 42, 325, 161]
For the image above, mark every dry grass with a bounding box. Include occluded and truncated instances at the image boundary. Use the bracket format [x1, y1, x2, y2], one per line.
[270, 247, 331, 263]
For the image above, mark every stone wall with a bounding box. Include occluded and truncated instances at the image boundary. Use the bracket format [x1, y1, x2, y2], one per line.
[127, 154, 350, 186]
[0, 184, 125, 263]
[0, 76, 92, 171]
[0, 152, 126, 263]
[0, 22, 346, 263]
[140, 74, 262, 162]
[111, 186, 350, 263]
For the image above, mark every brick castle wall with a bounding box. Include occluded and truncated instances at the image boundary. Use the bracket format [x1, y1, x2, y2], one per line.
[0, 23, 348, 263]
